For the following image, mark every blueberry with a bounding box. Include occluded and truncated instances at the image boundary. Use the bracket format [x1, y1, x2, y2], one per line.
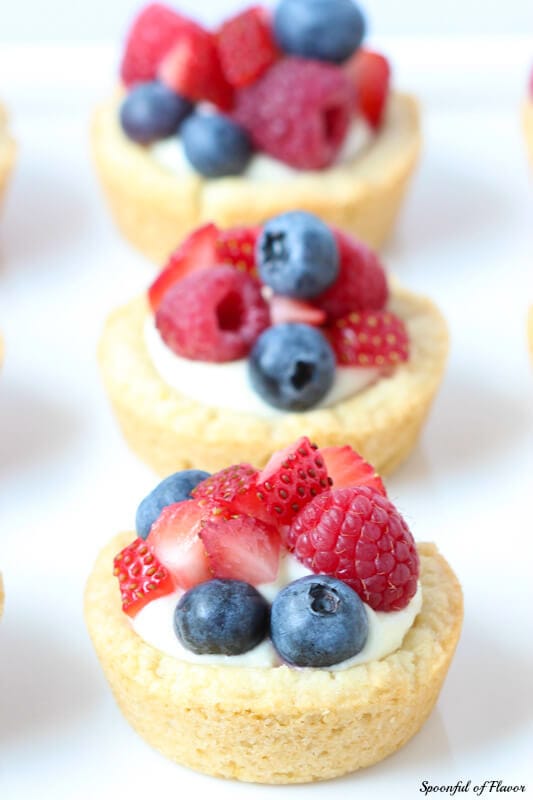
[274, 0, 366, 64]
[120, 81, 193, 144]
[181, 112, 253, 178]
[256, 211, 339, 299]
[270, 575, 368, 667]
[174, 579, 270, 656]
[248, 323, 335, 411]
[135, 469, 210, 539]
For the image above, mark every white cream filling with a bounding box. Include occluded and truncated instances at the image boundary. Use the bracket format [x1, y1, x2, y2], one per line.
[145, 317, 380, 417]
[150, 118, 374, 181]
[132, 552, 423, 670]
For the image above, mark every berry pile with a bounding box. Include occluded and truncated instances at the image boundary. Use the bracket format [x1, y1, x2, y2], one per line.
[149, 211, 409, 411]
[114, 439, 420, 666]
[118, 1, 391, 175]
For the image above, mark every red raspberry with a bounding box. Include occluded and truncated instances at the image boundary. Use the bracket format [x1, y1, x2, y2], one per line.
[346, 49, 391, 130]
[255, 436, 331, 525]
[217, 6, 278, 88]
[327, 309, 409, 367]
[286, 486, 419, 611]
[215, 226, 260, 277]
[158, 24, 233, 110]
[192, 463, 272, 523]
[113, 537, 174, 617]
[120, 4, 192, 87]
[315, 231, 388, 320]
[234, 57, 353, 170]
[155, 265, 270, 362]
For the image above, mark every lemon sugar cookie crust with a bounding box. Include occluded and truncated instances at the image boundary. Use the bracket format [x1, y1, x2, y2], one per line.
[98, 283, 448, 476]
[85, 537, 463, 784]
[91, 92, 421, 263]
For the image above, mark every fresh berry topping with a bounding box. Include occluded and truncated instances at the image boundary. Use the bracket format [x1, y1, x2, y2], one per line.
[192, 463, 271, 522]
[136, 469, 211, 540]
[158, 23, 233, 110]
[327, 309, 409, 367]
[120, 3, 191, 87]
[346, 49, 391, 129]
[148, 223, 219, 312]
[249, 323, 335, 411]
[315, 231, 388, 319]
[174, 579, 269, 655]
[256, 211, 339, 299]
[255, 436, 331, 525]
[270, 575, 368, 666]
[215, 226, 260, 277]
[199, 514, 281, 584]
[319, 445, 386, 494]
[274, 0, 365, 65]
[234, 57, 353, 170]
[181, 112, 252, 178]
[113, 538, 174, 617]
[156, 265, 270, 362]
[120, 81, 193, 144]
[269, 296, 327, 327]
[287, 486, 419, 611]
[217, 6, 278, 88]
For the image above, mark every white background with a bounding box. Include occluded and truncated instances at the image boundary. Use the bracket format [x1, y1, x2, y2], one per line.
[0, 0, 532, 40]
[0, 10, 533, 800]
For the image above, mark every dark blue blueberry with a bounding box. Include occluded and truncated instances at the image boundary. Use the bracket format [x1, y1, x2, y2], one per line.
[174, 579, 270, 656]
[181, 112, 253, 178]
[120, 81, 193, 144]
[135, 469, 210, 540]
[256, 211, 339, 299]
[274, 0, 365, 64]
[270, 575, 368, 667]
[248, 323, 335, 411]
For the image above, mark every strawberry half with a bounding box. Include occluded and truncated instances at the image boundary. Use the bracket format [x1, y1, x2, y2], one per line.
[327, 309, 409, 367]
[146, 499, 212, 589]
[217, 6, 278, 88]
[148, 223, 219, 311]
[199, 514, 281, 584]
[158, 24, 234, 110]
[256, 436, 331, 525]
[319, 445, 386, 495]
[113, 538, 175, 617]
[192, 463, 272, 523]
[215, 226, 260, 276]
[346, 49, 391, 130]
[269, 296, 327, 327]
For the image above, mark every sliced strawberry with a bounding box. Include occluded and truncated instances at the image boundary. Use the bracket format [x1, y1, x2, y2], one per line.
[199, 514, 281, 584]
[256, 436, 331, 525]
[146, 499, 212, 589]
[319, 445, 386, 495]
[327, 309, 409, 367]
[269, 296, 327, 327]
[120, 4, 192, 87]
[113, 538, 175, 617]
[158, 24, 234, 110]
[346, 49, 391, 130]
[217, 6, 278, 88]
[148, 223, 219, 311]
[215, 226, 260, 276]
[192, 463, 272, 523]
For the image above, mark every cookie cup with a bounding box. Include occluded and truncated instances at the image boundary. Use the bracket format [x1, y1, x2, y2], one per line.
[0, 104, 16, 210]
[85, 537, 462, 784]
[91, 92, 420, 263]
[98, 283, 448, 476]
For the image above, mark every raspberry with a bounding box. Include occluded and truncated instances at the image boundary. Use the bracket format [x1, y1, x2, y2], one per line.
[215, 226, 260, 277]
[256, 436, 331, 525]
[287, 486, 419, 611]
[192, 463, 272, 523]
[113, 537, 174, 617]
[327, 309, 409, 367]
[217, 6, 278, 88]
[234, 57, 353, 170]
[155, 265, 270, 362]
[345, 49, 391, 129]
[315, 230, 388, 320]
[120, 4, 192, 87]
